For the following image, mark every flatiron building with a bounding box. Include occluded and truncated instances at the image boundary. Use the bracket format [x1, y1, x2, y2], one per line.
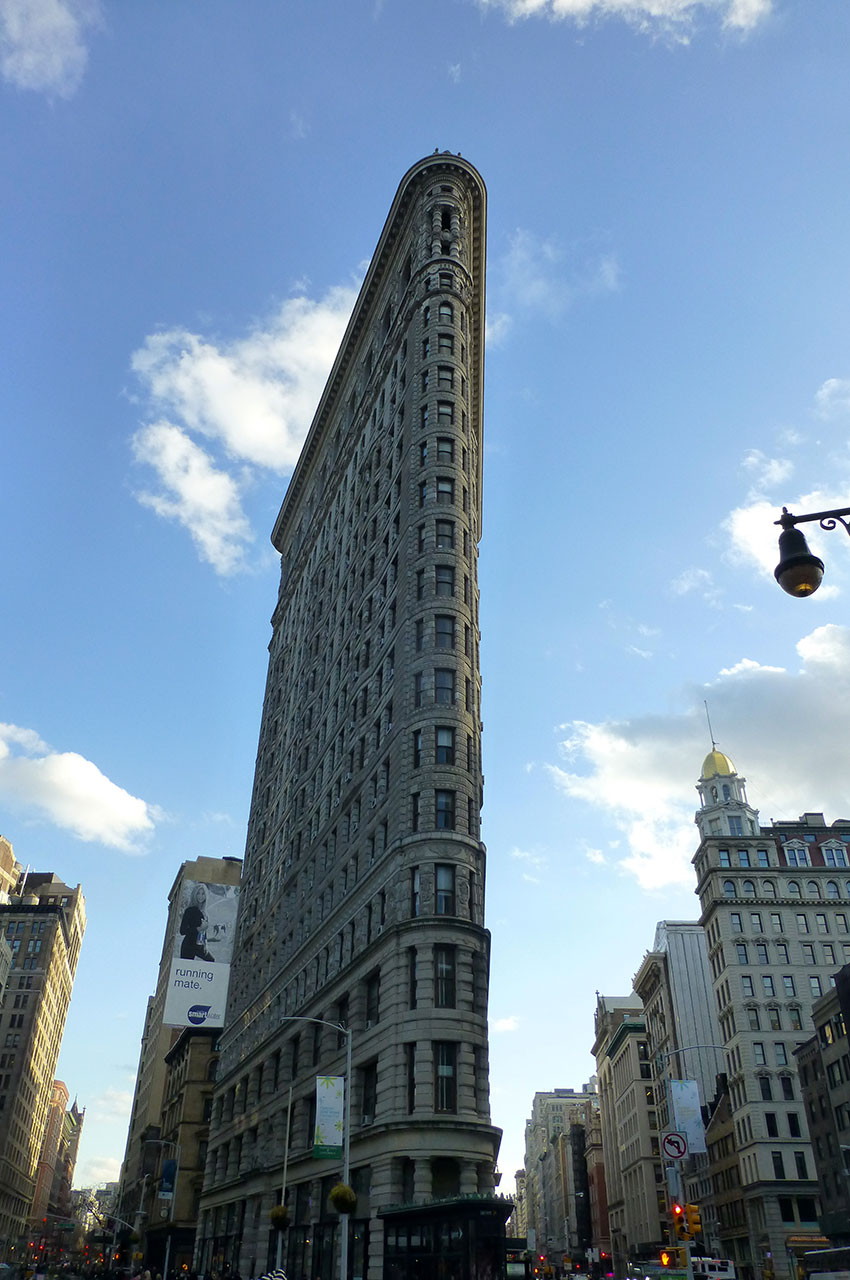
[196, 153, 504, 1280]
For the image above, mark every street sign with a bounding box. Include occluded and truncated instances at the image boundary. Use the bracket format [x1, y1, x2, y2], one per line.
[661, 1131, 688, 1160]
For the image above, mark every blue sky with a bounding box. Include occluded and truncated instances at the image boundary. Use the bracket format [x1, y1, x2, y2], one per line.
[3, 0, 850, 1192]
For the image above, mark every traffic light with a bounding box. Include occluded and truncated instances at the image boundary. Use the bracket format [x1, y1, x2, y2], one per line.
[660, 1249, 686, 1268]
[685, 1203, 702, 1237]
[671, 1201, 693, 1240]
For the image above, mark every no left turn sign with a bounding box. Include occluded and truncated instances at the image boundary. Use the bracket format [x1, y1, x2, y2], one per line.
[661, 1131, 688, 1159]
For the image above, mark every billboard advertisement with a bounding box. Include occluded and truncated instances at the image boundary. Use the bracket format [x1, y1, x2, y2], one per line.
[162, 879, 240, 1028]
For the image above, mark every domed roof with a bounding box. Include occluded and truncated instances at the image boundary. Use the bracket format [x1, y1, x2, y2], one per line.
[701, 749, 736, 779]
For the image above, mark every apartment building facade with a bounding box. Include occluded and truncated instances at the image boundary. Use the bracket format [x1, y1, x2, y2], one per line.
[693, 749, 849, 1279]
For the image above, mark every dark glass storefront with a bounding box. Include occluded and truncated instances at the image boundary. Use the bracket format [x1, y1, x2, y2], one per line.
[381, 1196, 513, 1280]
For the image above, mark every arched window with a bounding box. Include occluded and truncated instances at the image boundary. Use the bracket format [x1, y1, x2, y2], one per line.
[788, 881, 801, 897]
[762, 880, 777, 897]
[723, 880, 737, 898]
[826, 881, 840, 899]
[807, 880, 822, 899]
[743, 879, 756, 897]
[722, 785, 731, 801]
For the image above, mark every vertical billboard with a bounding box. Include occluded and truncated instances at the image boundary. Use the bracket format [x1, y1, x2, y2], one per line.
[313, 1075, 345, 1158]
[670, 1079, 707, 1153]
[163, 879, 240, 1028]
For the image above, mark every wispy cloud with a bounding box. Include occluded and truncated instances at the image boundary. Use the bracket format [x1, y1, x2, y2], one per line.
[740, 448, 793, 491]
[546, 624, 850, 889]
[88, 1087, 133, 1122]
[474, 0, 771, 37]
[0, 723, 159, 851]
[0, 0, 100, 97]
[130, 284, 358, 573]
[132, 423, 255, 575]
[448, 62, 462, 82]
[77, 1154, 121, 1185]
[492, 229, 619, 324]
[815, 377, 850, 420]
[492, 1016, 520, 1032]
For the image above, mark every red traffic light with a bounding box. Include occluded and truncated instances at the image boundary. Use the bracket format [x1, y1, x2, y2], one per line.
[672, 1202, 683, 1215]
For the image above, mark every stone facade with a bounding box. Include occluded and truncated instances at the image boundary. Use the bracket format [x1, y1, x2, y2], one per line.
[195, 154, 500, 1280]
[0, 855, 86, 1255]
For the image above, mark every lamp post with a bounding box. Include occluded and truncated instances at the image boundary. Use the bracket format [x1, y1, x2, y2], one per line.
[143, 1138, 181, 1279]
[275, 1016, 353, 1280]
[773, 505, 850, 597]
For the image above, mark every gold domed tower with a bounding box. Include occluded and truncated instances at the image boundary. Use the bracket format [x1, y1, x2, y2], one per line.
[695, 746, 760, 841]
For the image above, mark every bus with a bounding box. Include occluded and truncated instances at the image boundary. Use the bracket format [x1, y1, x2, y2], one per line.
[691, 1259, 737, 1280]
[802, 1247, 850, 1280]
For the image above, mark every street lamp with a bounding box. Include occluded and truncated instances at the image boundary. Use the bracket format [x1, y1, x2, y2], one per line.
[276, 1016, 353, 1280]
[143, 1138, 181, 1279]
[773, 505, 850, 597]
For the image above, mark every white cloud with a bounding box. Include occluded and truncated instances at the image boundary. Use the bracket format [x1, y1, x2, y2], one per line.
[546, 625, 850, 889]
[77, 1154, 122, 1185]
[0, 0, 99, 97]
[474, 0, 770, 35]
[585, 846, 606, 864]
[89, 1087, 133, 1122]
[815, 377, 850, 420]
[491, 229, 619, 324]
[724, 486, 850, 590]
[133, 422, 254, 575]
[670, 567, 722, 607]
[741, 448, 793, 490]
[0, 723, 159, 851]
[491, 1016, 520, 1032]
[448, 62, 462, 82]
[486, 312, 512, 345]
[130, 285, 358, 572]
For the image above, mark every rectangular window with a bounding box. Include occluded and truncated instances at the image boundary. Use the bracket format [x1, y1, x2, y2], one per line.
[415, 619, 424, 652]
[810, 975, 822, 997]
[408, 947, 417, 1008]
[434, 668, 455, 705]
[761, 1077, 773, 1100]
[437, 436, 454, 462]
[729, 816, 744, 836]
[418, 480, 427, 507]
[435, 792, 456, 833]
[361, 1062, 378, 1123]
[438, 332, 454, 354]
[768, 1006, 782, 1030]
[772, 1150, 785, 1179]
[738, 849, 751, 867]
[411, 868, 421, 917]
[802, 943, 815, 963]
[416, 568, 425, 600]
[435, 565, 455, 597]
[736, 943, 748, 964]
[771, 912, 783, 932]
[412, 730, 422, 768]
[437, 366, 454, 390]
[783, 975, 796, 996]
[435, 519, 454, 549]
[816, 913, 829, 934]
[766, 1112, 778, 1137]
[758, 849, 770, 866]
[434, 945, 456, 1007]
[797, 914, 809, 933]
[788, 1112, 801, 1137]
[363, 972, 378, 1024]
[414, 671, 424, 707]
[754, 1042, 766, 1064]
[435, 615, 455, 649]
[756, 944, 768, 964]
[742, 976, 754, 997]
[781, 1076, 794, 1100]
[794, 1150, 807, 1179]
[417, 523, 426, 552]
[435, 862, 456, 911]
[751, 912, 763, 931]
[434, 1041, 457, 1112]
[436, 475, 454, 502]
[435, 726, 455, 765]
[763, 975, 775, 996]
[719, 849, 731, 867]
[406, 1042, 416, 1113]
[731, 912, 743, 932]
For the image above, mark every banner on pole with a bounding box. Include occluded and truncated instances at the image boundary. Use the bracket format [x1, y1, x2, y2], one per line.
[313, 1075, 344, 1158]
[159, 1157, 177, 1200]
[670, 1080, 706, 1154]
